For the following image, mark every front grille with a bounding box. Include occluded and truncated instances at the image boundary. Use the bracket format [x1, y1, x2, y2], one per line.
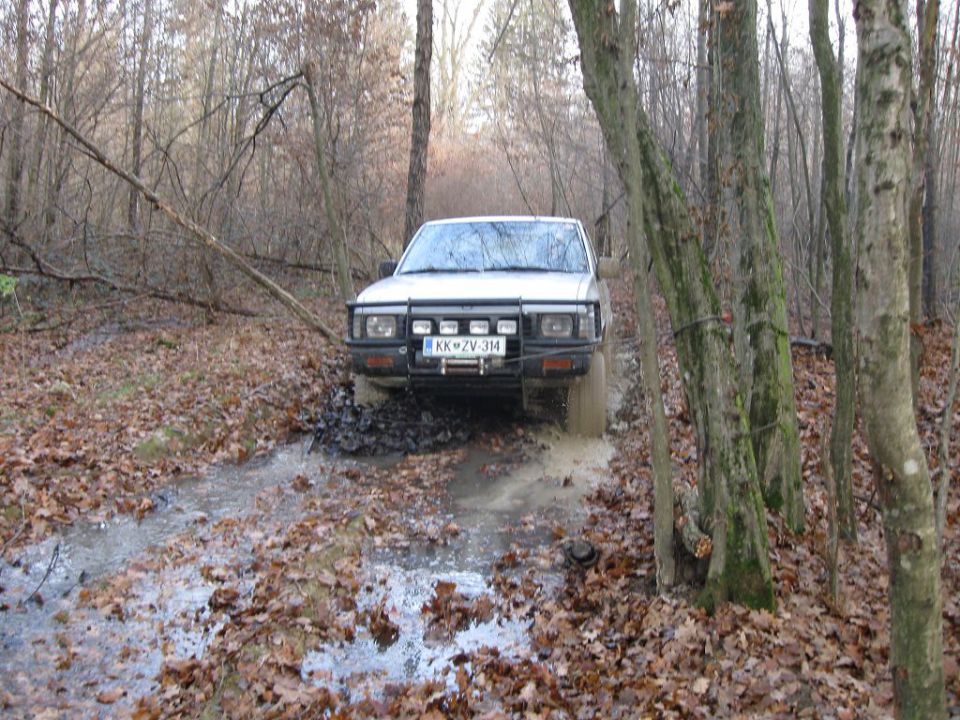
[408, 312, 524, 375]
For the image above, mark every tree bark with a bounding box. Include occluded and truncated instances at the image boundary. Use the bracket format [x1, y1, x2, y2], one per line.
[715, 0, 804, 531]
[608, 4, 675, 588]
[853, 0, 945, 715]
[908, 0, 939, 380]
[303, 62, 355, 302]
[402, 0, 433, 248]
[26, 0, 60, 218]
[809, 0, 857, 540]
[569, 0, 774, 610]
[128, 0, 154, 235]
[4, 0, 30, 231]
[0, 78, 339, 341]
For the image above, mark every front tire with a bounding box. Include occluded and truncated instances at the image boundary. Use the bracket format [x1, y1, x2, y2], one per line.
[566, 350, 607, 437]
[352, 373, 391, 407]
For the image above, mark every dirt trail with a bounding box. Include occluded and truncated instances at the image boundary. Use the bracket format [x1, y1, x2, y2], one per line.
[0, 418, 615, 716]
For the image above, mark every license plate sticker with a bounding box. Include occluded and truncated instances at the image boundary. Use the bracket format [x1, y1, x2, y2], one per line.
[423, 335, 507, 358]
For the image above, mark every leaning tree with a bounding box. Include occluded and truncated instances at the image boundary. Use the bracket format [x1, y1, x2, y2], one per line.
[569, 0, 775, 610]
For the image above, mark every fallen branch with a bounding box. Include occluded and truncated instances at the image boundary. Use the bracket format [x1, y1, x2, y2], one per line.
[21, 542, 60, 607]
[0, 77, 339, 341]
[674, 484, 712, 559]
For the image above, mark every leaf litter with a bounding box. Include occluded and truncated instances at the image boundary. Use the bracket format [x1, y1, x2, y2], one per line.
[0, 287, 958, 718]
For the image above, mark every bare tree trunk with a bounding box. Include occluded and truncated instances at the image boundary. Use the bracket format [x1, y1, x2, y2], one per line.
[610, 0, 674, 591]
[128, 0, 154, 235]
[303, 62, 354, 302]
[809, 0, 857, 540]
[715, 0, 804, 530]
[26, 0, 60, 217]
[908, 0, 939, 389]
[570, 0, 774, 610]
[853, 0, 945, 715]
[402, 0, 433, 248]
[4, 0, 30, 232]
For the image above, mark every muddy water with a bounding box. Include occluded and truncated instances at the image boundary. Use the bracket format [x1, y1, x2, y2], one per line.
[304, 427, 614, 700]
[0, 426, 614, 715]
[0, 442, 326, 715]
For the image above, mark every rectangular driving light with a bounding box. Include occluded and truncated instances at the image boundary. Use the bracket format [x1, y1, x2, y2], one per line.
[412, 319, 432, 335]
[540, 314, 574, 338]
[439, 320, 458, 335]
[365, 315, 397, 339]
[497, 319, 518, 335]
[469, 319, 490, 335]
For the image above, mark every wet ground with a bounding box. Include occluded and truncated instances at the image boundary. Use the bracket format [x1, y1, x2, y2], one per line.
[0, 404, 615, 716]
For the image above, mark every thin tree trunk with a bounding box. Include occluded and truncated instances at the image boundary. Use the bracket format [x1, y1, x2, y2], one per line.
[612, 0, 674, 591]
[853, 0, 945, 715]
[809, 0, 857, 540]
[4, 0, 30, 231]
[570, 0, 774, 610]
[303, 62, 354, 302]
[26, 0, 60, 217]
[908, 0, 939, 378]
[715, 0, 804, 530]
[402, 0, 433, 248]
[128, 0, 154, 235]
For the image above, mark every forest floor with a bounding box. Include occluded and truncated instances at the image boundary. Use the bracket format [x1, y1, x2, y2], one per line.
[0, 286, 958, 718]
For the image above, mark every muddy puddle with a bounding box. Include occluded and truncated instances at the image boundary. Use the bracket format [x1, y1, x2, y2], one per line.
[0, 421, 614, 715]
[304, 427, 614, 701]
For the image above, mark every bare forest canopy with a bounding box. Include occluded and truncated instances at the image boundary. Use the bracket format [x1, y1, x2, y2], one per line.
[0, 0, 958, 325]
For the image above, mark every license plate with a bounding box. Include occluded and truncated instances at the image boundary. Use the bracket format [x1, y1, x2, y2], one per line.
[423, 335, 507, 358]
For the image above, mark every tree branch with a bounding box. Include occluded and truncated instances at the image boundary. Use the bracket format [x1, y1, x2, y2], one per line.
[0, 76, 339, 341]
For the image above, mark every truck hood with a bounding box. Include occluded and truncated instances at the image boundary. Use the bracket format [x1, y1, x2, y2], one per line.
[356, 271, 597, 304]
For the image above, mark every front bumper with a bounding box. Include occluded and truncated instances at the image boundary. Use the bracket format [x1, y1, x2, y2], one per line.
[346, 298, 601, 391]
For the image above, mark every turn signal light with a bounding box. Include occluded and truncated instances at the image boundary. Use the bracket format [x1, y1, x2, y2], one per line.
[367, 356, 394, 368]
[543, 358, 573, 371]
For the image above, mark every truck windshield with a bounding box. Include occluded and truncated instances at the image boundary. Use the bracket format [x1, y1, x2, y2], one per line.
[398, 220, 589, 274]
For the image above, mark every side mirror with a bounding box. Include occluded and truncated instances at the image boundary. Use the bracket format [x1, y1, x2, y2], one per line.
[596, 257, 619, 280]
[378, 260, 398, 279]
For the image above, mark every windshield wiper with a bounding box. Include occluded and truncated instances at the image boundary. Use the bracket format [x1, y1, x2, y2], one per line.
[488, 265, 560, 272]
[400, 267, 480, 274]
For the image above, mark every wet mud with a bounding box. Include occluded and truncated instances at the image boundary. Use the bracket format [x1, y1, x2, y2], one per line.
[0, 390, 615, 716]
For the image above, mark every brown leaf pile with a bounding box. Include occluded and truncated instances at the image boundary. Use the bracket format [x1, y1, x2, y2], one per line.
[0, 300, 344, 552]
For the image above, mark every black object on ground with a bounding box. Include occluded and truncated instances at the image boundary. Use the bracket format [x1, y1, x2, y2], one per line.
[312, 385, 517, 457]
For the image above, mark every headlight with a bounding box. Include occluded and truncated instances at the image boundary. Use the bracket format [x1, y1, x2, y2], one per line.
[411, 319, 432, 335]
[540, 314, 573, 338]
[365, 315, 397, 338]
[497, 319, 518, 335]
[469, 319, 489, 335]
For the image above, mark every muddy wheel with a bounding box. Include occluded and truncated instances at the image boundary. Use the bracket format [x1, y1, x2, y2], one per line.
[566, 350, 607, 437]
[352, 374, 391, 407]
